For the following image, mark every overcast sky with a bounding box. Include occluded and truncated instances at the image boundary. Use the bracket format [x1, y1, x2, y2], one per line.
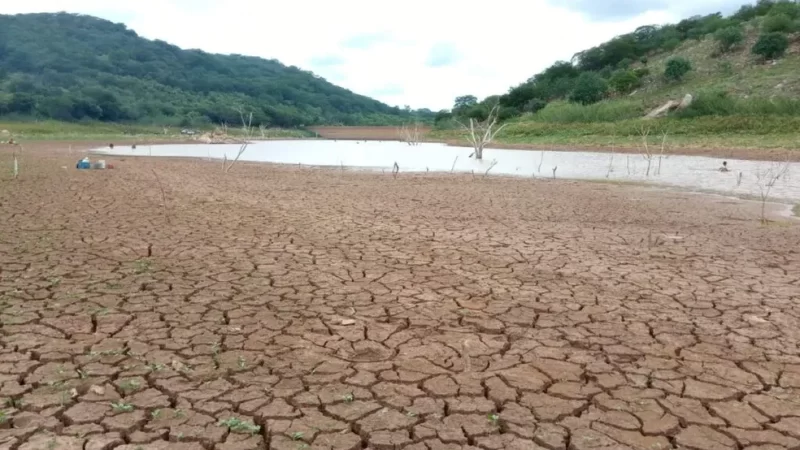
[0, 0, 747, 110]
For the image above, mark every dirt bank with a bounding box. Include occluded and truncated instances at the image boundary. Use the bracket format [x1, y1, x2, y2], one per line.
[1, 141, 799, 450]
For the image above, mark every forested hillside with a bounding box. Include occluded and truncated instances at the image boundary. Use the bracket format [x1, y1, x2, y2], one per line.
[438, 0, 800, 126]
[0, 13, 424, 127]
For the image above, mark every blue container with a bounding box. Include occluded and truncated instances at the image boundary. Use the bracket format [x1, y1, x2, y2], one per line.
[76, 160, 91, 169]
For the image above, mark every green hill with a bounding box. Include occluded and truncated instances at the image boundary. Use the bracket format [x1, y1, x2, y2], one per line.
[0, 13, 425, 128]
[435, 0, 800, 151]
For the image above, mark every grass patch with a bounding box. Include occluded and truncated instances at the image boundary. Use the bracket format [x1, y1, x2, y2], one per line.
[431, 115, 800, 151]
[527, 100, 645, 123]
[0, 120, 313, 141]
[218, 417, 261, 435]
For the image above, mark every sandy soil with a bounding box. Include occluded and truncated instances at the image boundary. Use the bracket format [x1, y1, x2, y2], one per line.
[1, 142, 800, 450]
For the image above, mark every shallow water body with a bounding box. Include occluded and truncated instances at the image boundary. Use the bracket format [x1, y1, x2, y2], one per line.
[93, 140, 800, 202]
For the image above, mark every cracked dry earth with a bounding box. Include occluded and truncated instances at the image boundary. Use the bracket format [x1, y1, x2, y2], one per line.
[2, 143, 800, 450]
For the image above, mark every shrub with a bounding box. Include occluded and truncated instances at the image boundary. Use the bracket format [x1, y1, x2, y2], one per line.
[768, 1, 800, 20]
[714, 26, 745, 53]
[752, 32, 790, 60]
[531, 100, 643, 123]
[568, 72, 609, 105]
[664, 57, 692, 82]
[523, 98, 547, 114]
[609, 70, 641, 94]
[762, 13, 794, 32]
[640, 56, 649, 65]
[662, 38, 682, 51]
[633, 67, 650, 78]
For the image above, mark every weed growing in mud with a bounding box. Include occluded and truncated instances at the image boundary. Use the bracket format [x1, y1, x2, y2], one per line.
[218, 417, 261, 434]
[147, 362, 166, 372]
[111, 401, 134, 413]
[0, 410, 7, 424]
[487, 413, 500, 426]
[76, 369, 89, 379]
[237, 356, 247, 370]
[174, 409, 186, 418]
[151, 409, 162, 419]
[343, 392, 354, 403]
[291, 431, 305, 441]
[119, 379, 141, 393]
[134, 259, 152, 274]
[5, 398, 23, 409]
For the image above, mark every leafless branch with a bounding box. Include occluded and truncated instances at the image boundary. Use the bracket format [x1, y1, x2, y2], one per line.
[656, 131, 668, 176]
[484, 159, 498, 177]
[224, 143, 248, 173]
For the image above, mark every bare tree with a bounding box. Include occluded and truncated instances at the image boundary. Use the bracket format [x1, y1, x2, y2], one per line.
[458, 105, 507, 160]
[258, 125, 267, 138]
[223, 107, 253, 173]
[655, 131, 668, 176]
[235, 106, 254, 138]
[755, 158, 791, 224]
[399, 122, 422, 146]
[639, 125, 655, 177]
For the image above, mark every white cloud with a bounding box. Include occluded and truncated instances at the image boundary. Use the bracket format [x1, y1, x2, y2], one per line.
[1, 0, 721, 110]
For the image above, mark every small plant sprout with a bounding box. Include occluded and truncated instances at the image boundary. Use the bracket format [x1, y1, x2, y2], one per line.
[237, 356, 247, 369]
[406, 410, 417, 417]
[0, 410, 7, 424]
[343, 392, 355, 403]
[134, 259, 152, 274]
[111, 401, 134, 413]
[291, 431, 305, 441]
[119, 379, 141, 393]
[147, 362, 166, 372]
[488, 413, 500, 426]
[151, 409, 162, 419]
[218, 417, 261, 435]
[174, 409, 186, 418]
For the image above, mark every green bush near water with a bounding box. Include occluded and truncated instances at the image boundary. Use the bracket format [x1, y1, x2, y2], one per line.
[504, 115, 800, 138]
[677, 91, 800, 118]
[527, 100, 644, 123]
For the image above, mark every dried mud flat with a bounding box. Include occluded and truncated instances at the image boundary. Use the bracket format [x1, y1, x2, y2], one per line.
[1, 142, 800, 450]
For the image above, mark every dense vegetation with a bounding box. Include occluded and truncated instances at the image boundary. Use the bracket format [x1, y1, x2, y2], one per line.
[0, 13, 430, 127]
[437, 0, 800, 125]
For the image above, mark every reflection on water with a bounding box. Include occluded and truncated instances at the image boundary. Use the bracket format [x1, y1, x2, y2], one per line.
[92, 140, 800, 202]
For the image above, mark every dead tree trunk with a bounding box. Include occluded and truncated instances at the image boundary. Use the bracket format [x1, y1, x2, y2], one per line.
[400, 122, 421, 146]
[458, 105, 507, 160]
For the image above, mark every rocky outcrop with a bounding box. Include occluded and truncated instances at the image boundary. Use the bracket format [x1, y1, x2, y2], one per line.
[645, 94, 693, 118]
